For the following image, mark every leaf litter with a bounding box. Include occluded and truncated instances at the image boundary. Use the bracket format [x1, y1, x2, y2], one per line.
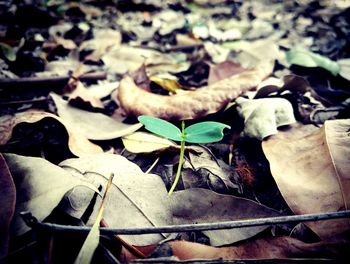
[0, 0, 350, 263]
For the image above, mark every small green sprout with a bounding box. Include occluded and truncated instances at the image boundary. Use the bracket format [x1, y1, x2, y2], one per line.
[138, 115, 230, 195]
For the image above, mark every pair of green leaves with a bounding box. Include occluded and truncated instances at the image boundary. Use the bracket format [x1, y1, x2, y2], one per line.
[138, 116, 230, 144]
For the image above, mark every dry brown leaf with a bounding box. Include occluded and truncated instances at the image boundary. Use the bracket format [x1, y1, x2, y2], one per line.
[0, 111, 102, 157]
[262, 120, 350, 239]
[51, 93, 142, 140]
[80, 28, 121, 62]
[208, 60, 245, 85]
[117, 60, 274, 120]
[68, 80, 104, 109]
[0, 153, 16, 258]
[125, 236, 349, 261]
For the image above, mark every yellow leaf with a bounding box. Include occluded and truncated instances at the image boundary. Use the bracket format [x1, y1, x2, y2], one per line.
[150, 76, 183, 94]
[122, 131, 177, 153]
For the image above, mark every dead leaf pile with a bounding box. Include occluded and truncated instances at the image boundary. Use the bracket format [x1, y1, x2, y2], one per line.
[0, 0, 350, 263]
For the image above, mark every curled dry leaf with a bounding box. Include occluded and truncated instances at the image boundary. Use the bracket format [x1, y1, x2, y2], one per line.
[68, 80, 104, 110]
[236, 97, 296, 140]
[117, 60, 274, 120]
[51, 93, 142, 140]
[262, 120, 350, 239]
[0, 111, 102, 157]
[0, 154, 16, 258]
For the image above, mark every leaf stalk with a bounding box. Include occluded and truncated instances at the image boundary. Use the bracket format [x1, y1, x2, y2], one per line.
[168, 120, 186, 195]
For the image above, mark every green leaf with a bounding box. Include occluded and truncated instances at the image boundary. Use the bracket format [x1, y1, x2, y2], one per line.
[138, 115, 182, 141]
[286, 49, 340, 76]
[0, 43, 16, 62]
[184, 121, 230, 143]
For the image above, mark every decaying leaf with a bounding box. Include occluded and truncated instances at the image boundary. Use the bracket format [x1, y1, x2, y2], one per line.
[59, 153, 172, 246]
[125, 236, 349, 261]
[80, 28, 122, 62]
[262, 120, 350, 238]
[51, 93, 142, 140]
[0, 154, 16, 258]
[102, 45, 188, 75]
[182, 146, 239, 193]
[0, 111, 102, 157]
[68, 80, 104, 110]
[337, 58, 350, 82]
[2, 153, 96, 236]
[208, 60, 245, 85]
[74, 174, 113, 264]
[170, 188, 279, 246]
[117, 60, 274, 120]
[122, 131, 177, 154]
[236, 97, 296, 140]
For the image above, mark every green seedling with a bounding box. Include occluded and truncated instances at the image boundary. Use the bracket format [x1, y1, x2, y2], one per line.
[138, 115, 230, 195]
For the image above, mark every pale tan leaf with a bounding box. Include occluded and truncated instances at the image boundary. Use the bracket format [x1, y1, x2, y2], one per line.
[122, 131, 177, 153]
[60, 154, 172, 246]
[51, 93, 142, 140]
[80, 28, 121, 62]
[3, 153, 96, 236]
[0, 154, 16, 258]
[236, 97, 296, 140]
[117, 60, 274, 120]
[74, 174, 113, 264]
[68, 80, 104, 109]
[171, 188, 279, 246]
[262, 120, 350, 238]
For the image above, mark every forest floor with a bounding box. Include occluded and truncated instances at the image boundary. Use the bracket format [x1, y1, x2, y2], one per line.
[0, 0, 350, 263]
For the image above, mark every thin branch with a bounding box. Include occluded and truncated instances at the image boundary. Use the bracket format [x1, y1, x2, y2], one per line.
[0, 71, 107, 91]
[21, 210, 350, 235]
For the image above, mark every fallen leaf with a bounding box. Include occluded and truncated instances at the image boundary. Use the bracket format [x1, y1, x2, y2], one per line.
[102, 45, 188, 75]
[68, 80, 104, 110]
[262, 120, 350, 238]
[59, 153, 173, 246]
[129, 236, 349, 261]
[236, 97, 296, 140]
[80, 28, 122, 62]
[170, 188, 280, 246]
[118, 60, 274, 120]
[51, 93, 142, 140]
[0, 154, 16, 258]
[122, 131, 177, 154]
[286, 49, 340, 76]
[2, 153, 96, 236]
[337, 58, 350, 81]
[0, 42, 17, 62]
[74, 174, 113, 264]
[150, 75, 184, 94]
[182, 146, 239, 193]
[208, 60, 245, 85]
[234, 40, 281, 69]
[0, 111, 102, 157]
